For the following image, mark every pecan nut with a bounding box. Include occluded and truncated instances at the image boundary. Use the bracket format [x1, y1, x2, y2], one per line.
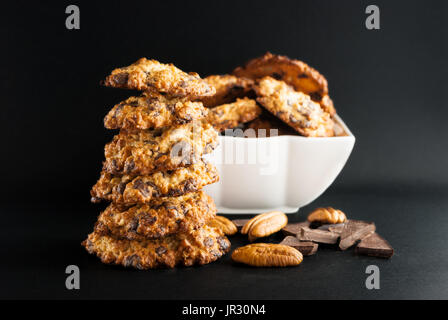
[241, 211, 288, 241]
[231, 243, 303, 267]
[307, 207, 346, 224]
[208, 215, 237, 235]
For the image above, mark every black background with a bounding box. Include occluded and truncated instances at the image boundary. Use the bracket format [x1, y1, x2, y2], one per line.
[1, 0, 447, 300]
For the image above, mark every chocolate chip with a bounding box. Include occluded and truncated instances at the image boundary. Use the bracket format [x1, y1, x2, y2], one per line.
[141, 214, 157, 225]
[123, 254, 142, 269]
[309, 92, 322, 101]
[128, 218, 139, 232]
[166, 103, 176, 114]
[113, 103, 124, 118]
[146, 181, 160, 197]
[154, 152, 166, 160]
[108, 159, 119, 172]
[116, 182, 126, 195]
[271, 72, 284, 80]
[204, 237, 214, 247]
[156, 246, 167, 255]
[165, 204, 179, 213]
[125, 159, 135, 173]
[210, 250, 221, 258]
[217, 236, 230, 250]
[297, 73, 309, 79]
[94, 221, 109, 235]
[113, 73, 129, 86]
[154, 131, 164, 139]
[168, 188, 182, 197]
[145, 97, 157, 105]
[133, 179, 150, 197]
[182, 178, 197, 193]
[128, 99, 139, 107]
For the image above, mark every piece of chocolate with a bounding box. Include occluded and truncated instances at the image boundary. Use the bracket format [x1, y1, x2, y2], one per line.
[299, 227, 339, 244]
[339, 220, 375, 250]
[282, 221, 310, 236]
[355, 233, 394, 258]
[280, 236, 318, 256]
[318, 223, 346, 234]
[232, 219, 249, 230]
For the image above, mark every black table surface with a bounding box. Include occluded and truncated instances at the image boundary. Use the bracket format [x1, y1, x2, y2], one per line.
[2, 185, 447, 300]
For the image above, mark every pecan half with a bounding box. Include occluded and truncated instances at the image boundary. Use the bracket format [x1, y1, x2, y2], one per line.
[241, 211, 288, 242]
[231, 243, 303, 267]
[208, 215, 237, 236]
[307, 207, 346, 224]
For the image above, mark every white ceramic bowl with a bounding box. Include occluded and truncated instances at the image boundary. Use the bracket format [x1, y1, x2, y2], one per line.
[203, 115, 355, 214]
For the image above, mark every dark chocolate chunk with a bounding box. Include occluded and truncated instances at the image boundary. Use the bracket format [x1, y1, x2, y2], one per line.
[123, 254, 142, 269]
[124, 159, 135, 173]
[112, 73, 129, 86]
[339, 220, 376, 250]
[309, 92, 322, 101]
[317, 223, 346, 234]
[299, 227, 339, 244]
[217, 236, 230, 251]
[282, 221, 310, 236]
[355, 233, 394, 258]
[204, 237, 214, 247]
[271, 72, 284, 80]
[116, 182, 126, 195]
[140, 214, 157, 225]
[112, 103, 124, 118]
[133, 179, 150, 197]
[128, 218, 139, 232]
[280, 236, 318, 256]
[181, 178, 197, 193]
[155, 246, 167, 255]
[146, 181, 160, 197]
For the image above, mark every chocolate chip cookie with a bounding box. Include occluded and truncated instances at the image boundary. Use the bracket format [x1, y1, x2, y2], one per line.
[91, 160, 218, 204]
[82, 225, 230, 269]
[102, 58, 215, 99]
[255, 77, 334, 137]
[94, 191, 216, 240]
[103, 121, 219, 176]
[104, 92, 208, 130]
[205, 97, 262, 132]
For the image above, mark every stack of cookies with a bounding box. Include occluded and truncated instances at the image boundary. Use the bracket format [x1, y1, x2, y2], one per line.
[82, 58, 231, 269]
